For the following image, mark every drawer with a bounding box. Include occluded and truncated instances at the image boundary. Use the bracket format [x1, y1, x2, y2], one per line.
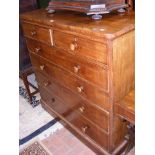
[39, 86, 71, 116]
[30, 53, 110, 111]
[65, 110, 109, 151]
[22, 22, 53, 45]
[54, 30, 107, 64]
[36, 72, 109, 132]
[40, 87, 109, 151]
[26, 39, 108, 90]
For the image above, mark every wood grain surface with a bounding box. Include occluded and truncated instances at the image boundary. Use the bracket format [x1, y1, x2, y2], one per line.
[20, 8, 135, 155]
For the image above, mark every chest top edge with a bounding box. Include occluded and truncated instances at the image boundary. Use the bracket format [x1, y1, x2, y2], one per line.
[20, 9, 135, 41]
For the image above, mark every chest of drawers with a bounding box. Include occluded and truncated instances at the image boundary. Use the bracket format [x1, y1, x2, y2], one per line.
[20, 9, 135, 155]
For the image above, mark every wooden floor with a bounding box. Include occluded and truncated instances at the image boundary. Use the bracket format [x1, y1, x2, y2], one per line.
[42, 127, 135, 155]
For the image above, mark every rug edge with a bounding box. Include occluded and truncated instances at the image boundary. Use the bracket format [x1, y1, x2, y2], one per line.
[19, 139, 53, 155]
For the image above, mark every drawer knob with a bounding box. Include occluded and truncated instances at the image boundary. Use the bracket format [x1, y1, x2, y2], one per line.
[77, 86, 83, 93]
[40, 65, 45, 70]
[78, 106, 85, 113]
[81, 125, 88, 133]
[74, 37, 78, 41]
[35, 48, 41, 53]
[44, 81, 50, 87]
[73, 65, 80, 73]
[31, 31, 37, 36]
[70, 43, 77, 51]
[51, 98, 55, 103]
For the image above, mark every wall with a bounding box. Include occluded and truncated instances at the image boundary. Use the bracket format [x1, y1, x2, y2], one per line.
[38, 0, 50, 8]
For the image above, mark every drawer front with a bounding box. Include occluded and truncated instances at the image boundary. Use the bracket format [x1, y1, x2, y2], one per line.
[22, 22, 53, 45]
[36, 72, 109, 132]
[54, 30, 107, 64]
[40, 87, 109, 151]
[65, 110, 109, 151]
[39, 86, 71, 116]
[30, 53, 110, 111]
[26, 39, 108, 90]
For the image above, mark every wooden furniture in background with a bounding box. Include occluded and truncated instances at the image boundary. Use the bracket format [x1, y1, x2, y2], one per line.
[114, 89, 135, 154]
[48, 0, 128, 18]
[19, 67, 39, 104]
[20, 8, 135, 154]
[19, 0, 39, 103]
[115, 90, 135, 125]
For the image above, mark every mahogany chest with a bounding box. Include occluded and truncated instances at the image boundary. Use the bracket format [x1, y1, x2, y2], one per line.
[20, 9, 135, 155]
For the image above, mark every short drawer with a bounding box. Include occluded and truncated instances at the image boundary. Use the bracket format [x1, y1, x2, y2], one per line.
[30, 53, 110, 111]
[54, 30, 107, 64]
[36, 72, 109, 132]
[26, 39, 108, 90]
[22, 22, 53, 45]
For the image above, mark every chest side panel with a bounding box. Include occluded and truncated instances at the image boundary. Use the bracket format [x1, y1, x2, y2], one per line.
[112, 30, 135, 102]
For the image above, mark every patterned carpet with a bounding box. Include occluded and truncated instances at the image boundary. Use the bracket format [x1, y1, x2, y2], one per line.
[19, 74, 63, 150]
[20, 141, 51, 155]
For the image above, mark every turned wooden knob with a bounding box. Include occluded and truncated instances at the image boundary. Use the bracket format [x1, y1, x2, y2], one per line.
[44, 81, 50, 87]
[35, 47, 41, 53]
[70, 42, 77, 51]
[73, 65, 80, 73]
[125, 134, 130, 140]
[78, 106, 85, 113]
[51, 98, 55, 103]
[77, 86, 83, 93]
[74, 37, 78, 41]
[40, 65, 45, 70]
[81, 125, 88, 133]
[31, 31, 37, 36]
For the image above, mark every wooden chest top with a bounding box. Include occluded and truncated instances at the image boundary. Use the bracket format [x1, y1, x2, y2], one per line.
[20, 9, 134, 40]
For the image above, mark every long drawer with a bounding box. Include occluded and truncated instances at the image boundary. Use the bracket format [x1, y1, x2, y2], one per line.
[37, 72, 109, 132]
[53, 30, 107, 64]
[22, 22, 53, 45]
[40, 86, 72, 116]
[65, 110, 109, 151]
[30, 53, 110, 111]
[40, 87, 109, 151]
[26, 38, 108, 90]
